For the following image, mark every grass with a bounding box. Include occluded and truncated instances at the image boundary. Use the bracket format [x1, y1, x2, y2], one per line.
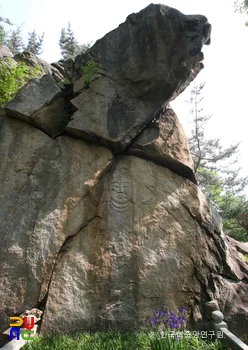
[23, 330, 225, 350]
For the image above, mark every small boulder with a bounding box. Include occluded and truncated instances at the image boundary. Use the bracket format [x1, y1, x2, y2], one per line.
[0, 45, 13, 59]
[14, 51, 65, 82]
[126, 107, 196, 183]
[5, 75, 70, 138]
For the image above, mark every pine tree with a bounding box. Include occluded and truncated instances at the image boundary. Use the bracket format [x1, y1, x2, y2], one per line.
[220, 192, 248, 241]
[0, 23, 5, 45]
[26, 30, 44, 55]
[5, 26, 24, 54]
[235, 0, 248, 11]
[234, 0, 248, 25]
[188, 83, 247, 194]
[200, 169, 248, 241]
[187, 83, 248, 241]
[0, 15, 12, 45]
[59, 22, 86, 60]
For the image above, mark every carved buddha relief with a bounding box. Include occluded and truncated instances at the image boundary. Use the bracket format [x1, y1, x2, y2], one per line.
[109, 167, 132, 213]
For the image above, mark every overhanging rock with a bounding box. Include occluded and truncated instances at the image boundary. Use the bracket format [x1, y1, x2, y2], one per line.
[66, 4, 211, 152]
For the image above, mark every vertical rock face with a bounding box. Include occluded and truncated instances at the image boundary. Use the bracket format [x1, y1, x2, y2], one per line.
[41, 156, 248, 334]
[1, 3, 248, 339]
[0, 115, 113, 328]
[40, 156, 214, 332]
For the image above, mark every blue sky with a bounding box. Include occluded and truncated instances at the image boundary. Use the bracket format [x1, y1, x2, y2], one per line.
[1, 0, 248, 194]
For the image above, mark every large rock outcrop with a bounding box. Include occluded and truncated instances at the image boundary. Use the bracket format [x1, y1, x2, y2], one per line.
[40, 156, 248, 334]
[0, 114, 113, 329]
[1, 3, 248, 340]
[66, 4, 211, 152]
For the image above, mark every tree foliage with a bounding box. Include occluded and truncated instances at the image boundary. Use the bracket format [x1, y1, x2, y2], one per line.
[220, 193, 248, 241]
[82, 60, 98, 87]
[26, 30, 44, 55]
[234, 0, 248, 25]
[0, 58, 41, 109]
[1, 8, 44, 55]
[188, 83, 247, 194]
[234, 0, 248, 13]
[59, 22, 88, 60]
[0, 14, 12, 45]
[5, 26, 24, 54]
[188, 83, 248, 241]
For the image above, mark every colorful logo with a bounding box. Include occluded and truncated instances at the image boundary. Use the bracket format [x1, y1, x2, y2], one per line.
[9, 316, 35, 341]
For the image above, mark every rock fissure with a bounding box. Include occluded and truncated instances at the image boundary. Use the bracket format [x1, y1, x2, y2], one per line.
[39, 215, 103, 328]
[88, 85, 114, 99]
[189, 259, 213, 320]
[125, 108, 197, 183]
[219, 274, 247, 284]
[59, 215, 103, 256]
[98, 71, 117, 81]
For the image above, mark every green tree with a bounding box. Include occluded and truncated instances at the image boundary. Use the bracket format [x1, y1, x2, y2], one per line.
[201, 168, 248, 241]
[59, 22, 88, 60]
[234, 0, 248, 25]
[0, 14, 12, 44]
[188, 83, 248, 241]
[219, 192, 248, 241]
[26, 30, 44, 55]
[235, 0, 248, 11]
[82, 60, 98, 87]
[5, 26, 24, 54]
[0, 58, 41, 109]
[188, 83, 247, 194]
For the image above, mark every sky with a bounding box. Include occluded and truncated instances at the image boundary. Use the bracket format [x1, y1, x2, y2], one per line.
[1, 0, 248, 194]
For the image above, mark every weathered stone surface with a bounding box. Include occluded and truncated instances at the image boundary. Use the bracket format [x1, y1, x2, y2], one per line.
[126, 107, 196, 183]
[211, 276, 248, 337]
[0, 45, 13, 59]
[0, 115, 113, 331]
[67, 76, 147, 150]
[6, 75, 61, 117]
[41, 156, 248, 335]
[5, 75, 71, 137]
[205, 300, 220, 319]
[226, 235, 248, 255]
[63, 58, 74, 83]
[14, 51, 65, 82]
[66, 4, 211, 152]
[30, 97, 71, 138]
[73, 76, 86, 94]
[51, 61, 69, 81]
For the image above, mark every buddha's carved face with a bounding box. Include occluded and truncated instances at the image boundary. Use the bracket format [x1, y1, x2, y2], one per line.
[110, 178, 132, 213]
